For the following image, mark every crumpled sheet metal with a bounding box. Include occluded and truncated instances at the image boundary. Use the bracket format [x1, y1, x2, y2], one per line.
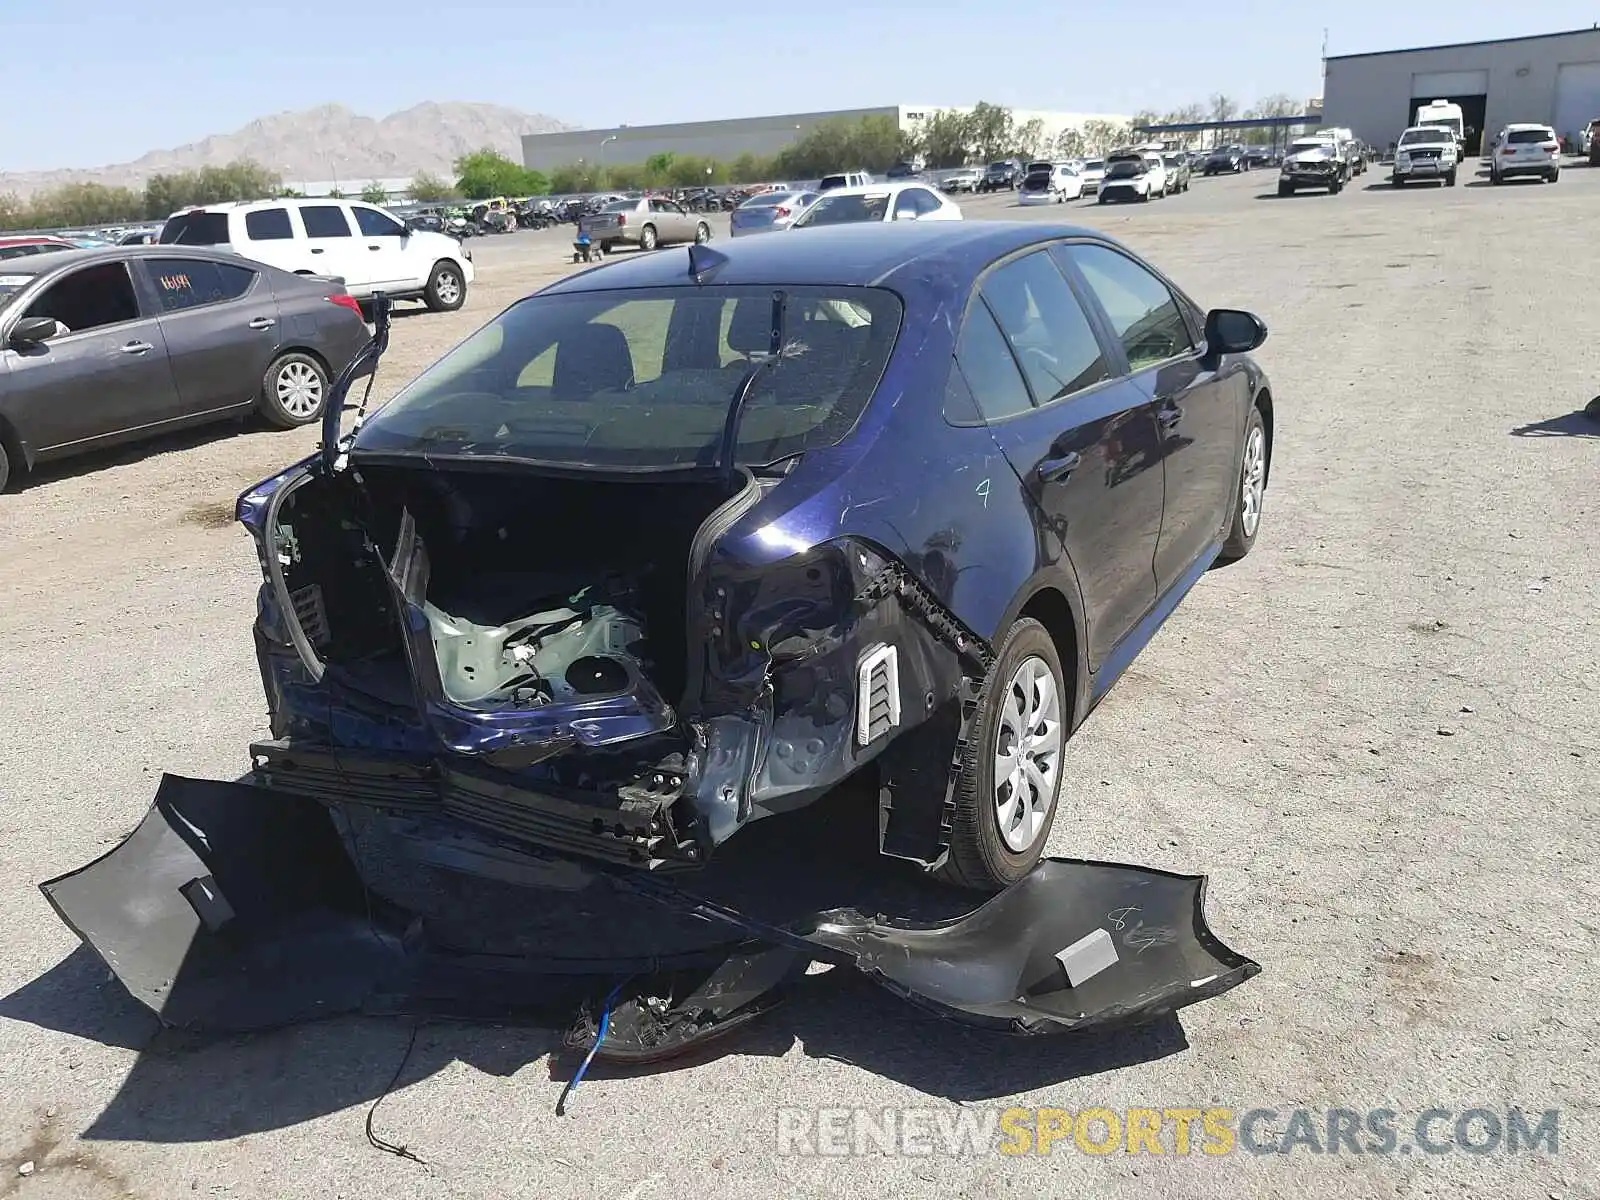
[40, 774, 1259, 1053]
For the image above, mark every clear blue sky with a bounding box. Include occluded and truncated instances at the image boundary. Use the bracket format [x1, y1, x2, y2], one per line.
[5, 2, 1599, 171]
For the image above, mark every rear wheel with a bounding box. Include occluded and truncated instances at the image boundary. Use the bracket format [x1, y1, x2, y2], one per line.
[937, 618, 1067, 892]
[258, 352, 329, 429]
[1219, 406, 1268, 562]
[423, 261, 466, 312]
[0, 440, 12, 493]
[1446, 169, 1458, 186]
[693, 221, 711, 243]
[639, 224, 659, 251]
[1278, 182, 1294, 196]
[1547, 169, 1560, 183]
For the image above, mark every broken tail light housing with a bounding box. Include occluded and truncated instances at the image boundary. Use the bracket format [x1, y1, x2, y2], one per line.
[326, 294, 364, 318]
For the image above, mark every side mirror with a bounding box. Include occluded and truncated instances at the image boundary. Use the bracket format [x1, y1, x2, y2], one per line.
[1204, 308, 1268, 358]
[9, 316, 60, 348]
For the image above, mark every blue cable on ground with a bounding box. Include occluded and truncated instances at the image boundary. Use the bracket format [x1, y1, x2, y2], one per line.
[556, 981, 626, 1116]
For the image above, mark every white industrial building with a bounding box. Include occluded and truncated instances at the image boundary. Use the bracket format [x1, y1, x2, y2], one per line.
[1323, 26, 1600, 155]
[521, 105, 1132, 173]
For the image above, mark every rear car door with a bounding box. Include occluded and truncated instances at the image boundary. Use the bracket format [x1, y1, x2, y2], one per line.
[136, 255, 280, 417]
[1, 259, 181, 453]
[1062, 242, 1246, 594]
[961, 248, 1164, 671]
[349, 204, 416, 291]
[296, 204, 365, 293]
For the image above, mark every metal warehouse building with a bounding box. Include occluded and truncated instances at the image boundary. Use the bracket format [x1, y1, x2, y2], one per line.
[521, 105, 1131, 173]
[1323, 26, 1600, 155]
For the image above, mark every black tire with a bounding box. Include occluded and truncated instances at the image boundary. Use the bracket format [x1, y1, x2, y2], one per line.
[936, 617, 1067, 892]
[423, 260, 466, 312]
[1278, 182, 1294, 197]
[639, 224, 658, 251]
[1548, 170, 1560, 183]
[1490, 170, 1502, 185]
[1393, 176, 1405, 187]
[1330, 179, 1343, 194]
[693, 221, 711, 243]
[0, 439, 12, 493]
[258, 351, 330, 430]
[1219, 405, 1268, 562]
[1446, 170, 1458, 186]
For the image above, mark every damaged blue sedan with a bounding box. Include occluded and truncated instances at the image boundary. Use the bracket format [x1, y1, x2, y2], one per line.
[43, 222, 1272, 1053]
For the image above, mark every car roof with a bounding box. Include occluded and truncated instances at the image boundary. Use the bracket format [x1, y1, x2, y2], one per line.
[539, 221, 1109, 296]
[0, 244, 286, 277]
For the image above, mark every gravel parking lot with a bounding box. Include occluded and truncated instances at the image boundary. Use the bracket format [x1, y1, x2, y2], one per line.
[1, 164, 1595, 1200]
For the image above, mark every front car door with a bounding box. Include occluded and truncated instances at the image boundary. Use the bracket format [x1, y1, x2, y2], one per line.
[0, 259, 180, 456]
[349, 204, 415, 291]
[648, 198, 693, 242]
[1062, 242, 1247, 594]
[135, 255, 281, 418]
[959, 248, 1165, 672]
[295, 203, 364, 293]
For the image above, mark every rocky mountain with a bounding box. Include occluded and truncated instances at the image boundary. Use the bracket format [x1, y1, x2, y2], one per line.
[0, 101, 572, 197]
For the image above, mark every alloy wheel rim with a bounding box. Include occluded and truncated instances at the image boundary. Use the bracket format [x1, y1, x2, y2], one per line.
[992, 655, 1063, 853]
[1240, 426, 1266, 537]
[276, 361, 323, 418]
[435, 272, 461, 305]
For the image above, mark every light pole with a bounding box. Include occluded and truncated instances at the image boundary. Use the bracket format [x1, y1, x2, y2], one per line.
[598, 134, 618, 164]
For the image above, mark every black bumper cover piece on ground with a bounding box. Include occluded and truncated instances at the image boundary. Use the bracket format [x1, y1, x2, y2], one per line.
[40, 775, 1259, 1061]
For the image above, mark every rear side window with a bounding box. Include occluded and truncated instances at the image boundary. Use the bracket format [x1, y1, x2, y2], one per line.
[245, 208, 294, 240]
[300, 205, 352, 238]
[950, 304, 1033, 422]
[145, 258, 256, 312]
[352, 206, 405, 237]
[980, 251, 1111, 405]
[819, 174, 848, 190]
[158, 212, 231, 245]
[1506, 128, 1554, 144]
[1066, 244, 1193, 371]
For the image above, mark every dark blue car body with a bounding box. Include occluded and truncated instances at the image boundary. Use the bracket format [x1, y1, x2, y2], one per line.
[233, 221, 1274, 880]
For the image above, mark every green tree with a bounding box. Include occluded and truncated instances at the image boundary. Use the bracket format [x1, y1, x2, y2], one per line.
[1014, 118, 1048, 159]
[911, 108, 973, 167]
[967, 102, 1016, 161]
[1053, 127, 1086, 158]
[360, 180, 389, 204]
[408, 170, 458, 201]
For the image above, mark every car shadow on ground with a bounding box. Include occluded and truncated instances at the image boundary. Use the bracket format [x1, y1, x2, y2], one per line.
[1510, 407, 1600, 438]
[2, 778, 1194, 1141]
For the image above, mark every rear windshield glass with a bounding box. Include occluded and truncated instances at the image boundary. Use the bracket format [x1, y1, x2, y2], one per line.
[600, 200, 635, 212]
[818, 175, 849, 189]
[794, 193, 890, 225]
[1083, 160, 1104, 170]
[740, 192, 795, 208]
[1506, 128, 1554, 144]
[158, 212, 231, 245]
[1021, 172, 1051, 187]
[1106, 159, 1145, 177]
[352, 286, 904, 470]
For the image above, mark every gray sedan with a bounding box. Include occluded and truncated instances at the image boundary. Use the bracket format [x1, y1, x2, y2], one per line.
[578, 196, 714, 252]
[0, 245, 370, 490]
[728, 189, 820, 237]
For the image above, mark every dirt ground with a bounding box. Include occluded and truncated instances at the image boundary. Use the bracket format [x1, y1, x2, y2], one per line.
[0, 165, 1595, 1200]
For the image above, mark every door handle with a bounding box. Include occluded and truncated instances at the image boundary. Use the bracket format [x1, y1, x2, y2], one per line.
[1156, 403, 1183, 428]
[1037, 451, 1081, 482]
[310, 247, 324, 254]
[120, 341, 154, 355]
[248, 316, 276, 330]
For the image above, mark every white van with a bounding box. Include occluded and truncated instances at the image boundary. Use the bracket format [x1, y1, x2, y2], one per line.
[158, 198, 475, 311]
[1414, 100, 1466, 145]
[817, 171, 874, 191]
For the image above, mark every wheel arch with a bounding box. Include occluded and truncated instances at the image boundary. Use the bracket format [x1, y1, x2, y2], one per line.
[0, 413, 33, 481]
[995, 575, 1088, 734]
[1254, 385, 1275, 488]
